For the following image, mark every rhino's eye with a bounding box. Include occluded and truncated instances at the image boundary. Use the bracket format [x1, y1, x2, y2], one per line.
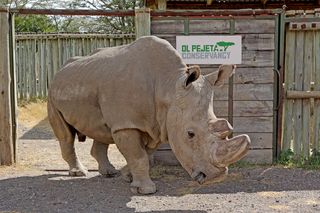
[187, 130, 195, 139]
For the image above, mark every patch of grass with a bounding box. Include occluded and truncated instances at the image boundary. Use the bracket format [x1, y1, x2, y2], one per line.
[18, 97, 47, 107]
[278, 149, 320, 169]
[229, 161, 268, 168]
[150, 164, 186, 180]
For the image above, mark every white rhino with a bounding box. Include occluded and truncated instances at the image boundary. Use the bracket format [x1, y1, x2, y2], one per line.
[48, 36, 250, 194]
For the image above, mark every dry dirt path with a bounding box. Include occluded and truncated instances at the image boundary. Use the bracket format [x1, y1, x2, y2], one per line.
[0, 102, 320, 212]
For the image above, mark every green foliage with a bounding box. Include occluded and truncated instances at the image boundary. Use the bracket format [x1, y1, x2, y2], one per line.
[308, 149, 320, 168]
[278, 149, 295, 165]
[278, 149, 320, 169]
[15, 15, 56, 33]
[2, 0, 144, 33]
[75, 0, 144, 33]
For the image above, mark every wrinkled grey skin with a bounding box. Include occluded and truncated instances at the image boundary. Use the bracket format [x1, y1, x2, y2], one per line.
[48, 36, 250, 194]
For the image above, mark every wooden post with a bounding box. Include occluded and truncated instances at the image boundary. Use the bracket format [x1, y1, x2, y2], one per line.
[135, 8, 151, 39]
[9, 12, 17, 162]
[157, 0, 167, 10]
[0, 8, 16, 165]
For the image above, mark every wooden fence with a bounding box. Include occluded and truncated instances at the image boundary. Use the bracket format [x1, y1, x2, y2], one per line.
[282, 13, 320, 158]
[15, 33, 135, 99]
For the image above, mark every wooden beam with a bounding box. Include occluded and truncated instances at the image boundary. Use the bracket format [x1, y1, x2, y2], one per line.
[6, 8, 135, 16]
[287, 91, 320, 99]
[135, 8, 151, 39]
[0, 8, 15, 165]
[166, 2, 316, 10]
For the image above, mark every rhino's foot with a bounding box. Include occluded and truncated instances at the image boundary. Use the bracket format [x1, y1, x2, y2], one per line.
[121, 165, 132, 183]
[99, 166, 119, 178]
[69, 166, 88, 177]
[130, 180, 156, 194]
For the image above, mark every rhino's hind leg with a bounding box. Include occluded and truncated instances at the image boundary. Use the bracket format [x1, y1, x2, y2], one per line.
[59, 139, 88, 177]
[113, 129, 156, 194]
[47, 100, 88, 177]
[91, 140, 118, 177]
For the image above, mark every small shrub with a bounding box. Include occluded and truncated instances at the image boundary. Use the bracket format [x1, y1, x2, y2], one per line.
[278, 149, 320, 169]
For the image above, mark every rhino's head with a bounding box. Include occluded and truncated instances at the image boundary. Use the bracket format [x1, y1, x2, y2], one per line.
[166, 64, 250, 184]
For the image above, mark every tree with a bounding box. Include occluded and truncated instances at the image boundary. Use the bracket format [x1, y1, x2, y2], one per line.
[1, 0, 144, 33]
[15, 14, 56, 32]
[76, 0, 144, 33]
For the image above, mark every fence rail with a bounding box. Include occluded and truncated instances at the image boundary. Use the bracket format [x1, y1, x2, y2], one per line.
[15, 33, 135, 99]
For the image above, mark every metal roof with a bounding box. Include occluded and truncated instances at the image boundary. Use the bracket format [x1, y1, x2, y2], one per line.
[154, 0, 319, 10]
[166, 0, 315, 1]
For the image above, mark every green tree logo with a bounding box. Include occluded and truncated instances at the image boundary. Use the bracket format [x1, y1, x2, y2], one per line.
[216, 41, 235, 48]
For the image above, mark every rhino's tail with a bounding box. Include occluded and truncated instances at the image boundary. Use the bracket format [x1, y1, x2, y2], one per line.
[76, 132, 86, 142]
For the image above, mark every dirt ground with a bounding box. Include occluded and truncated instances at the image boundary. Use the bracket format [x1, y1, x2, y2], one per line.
[1, 101, 320, 212]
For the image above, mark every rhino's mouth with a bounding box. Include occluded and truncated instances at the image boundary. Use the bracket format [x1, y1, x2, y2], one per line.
[192, 167, 227, 185]
[193, 172, 207, 184]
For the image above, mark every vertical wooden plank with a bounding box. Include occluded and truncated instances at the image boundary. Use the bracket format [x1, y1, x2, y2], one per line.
[39, 39, 44, 97]
[81, 38, 85, 56]
[302, 31, 313, 158]
[282, 31, 296, 151]
[31, 39, 36, 98]
[293, 31, 304, 156]
[93, 37, 98, 50]
[85, 38, 89, 54]
[16, 40, 21, 99]
[68, 38, 73, 59]
[22, 40, 26, 99]
[57, 38, 62, 68]
[34, 39, 40, 97]
[43, 39, 47, 96]
[0, 9, 14, 165]
[116, 38, 122, 46]
[46, 38, 52, 93]
[314, 31, 320, 152]
[26, 39, 31, 100]
[89, 38, 93, 54]
[135, 8, 151, 39]
[104, 38, 110, 47]
[52, 38, 59, 76]
[72, 38, 76, 58]
[66, 38, 70, 60]
[8, 12, 17, 162]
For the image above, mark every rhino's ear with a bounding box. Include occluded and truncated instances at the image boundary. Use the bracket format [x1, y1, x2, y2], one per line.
[185, 65, 201, 88]
[205, 64, 236, 87]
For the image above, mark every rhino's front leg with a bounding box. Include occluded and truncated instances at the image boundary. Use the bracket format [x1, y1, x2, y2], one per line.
[113, 129, 156, 194]
[90, 140, 118, 177]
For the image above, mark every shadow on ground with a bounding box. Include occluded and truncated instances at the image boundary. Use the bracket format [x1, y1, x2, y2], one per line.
[1, 167, 320, 212]
[19, 118, 55, 140]
[0, 174, 135, 212]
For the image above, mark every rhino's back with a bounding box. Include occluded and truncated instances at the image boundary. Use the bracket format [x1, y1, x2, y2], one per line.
[49, 36, 186, 143]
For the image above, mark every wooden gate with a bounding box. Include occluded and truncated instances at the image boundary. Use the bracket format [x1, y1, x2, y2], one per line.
[151, 11, 282, 164]
[282, 10, 320, 159]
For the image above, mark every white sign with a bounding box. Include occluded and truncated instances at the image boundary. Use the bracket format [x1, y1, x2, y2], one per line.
[176, 36, 242, 64]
